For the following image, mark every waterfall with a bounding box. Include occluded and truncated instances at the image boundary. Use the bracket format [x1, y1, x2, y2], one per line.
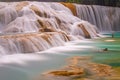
[0, 1, 100, 55]
[0, 32, 70, 54]
[71, 21, 99, 38]
[75, 4, 120, 33]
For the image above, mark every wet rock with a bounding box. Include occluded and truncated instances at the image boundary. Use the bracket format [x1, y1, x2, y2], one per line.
[30, 5, 42, 16]
[73, 78, 92, 80]
[0, 32, 66, 53]
[86, 63, 113, 76]
[16, 1, 29, 11]
[103, 48, 108, 51]
[43, 56, 114, 80]
[48, 69, 84, 76]
[60, 2, 77, 16]
[39, 27, 55, 32]
[37, 19, 56, 32]
[48, 65, 84, 76]
[78, 24, 91, 38]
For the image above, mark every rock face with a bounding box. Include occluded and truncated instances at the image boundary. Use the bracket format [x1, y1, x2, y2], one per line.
[42, 56, 114, 80]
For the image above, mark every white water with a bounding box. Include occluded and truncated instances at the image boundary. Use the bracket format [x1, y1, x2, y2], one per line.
[0, 1, 99, 55]
[0, 40, 96, 80]
[75, 4, 120, 33]
[0, 1, 120, 80]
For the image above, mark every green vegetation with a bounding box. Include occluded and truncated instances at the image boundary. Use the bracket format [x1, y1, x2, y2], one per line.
[1, 0, 120, 7]
[66, 0, 120, 7]
[66, 0, 80, 3]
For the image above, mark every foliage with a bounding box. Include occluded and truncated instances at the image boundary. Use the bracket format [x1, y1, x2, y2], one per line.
[66, 0, 120, 7]
[0, 0, 120, 7]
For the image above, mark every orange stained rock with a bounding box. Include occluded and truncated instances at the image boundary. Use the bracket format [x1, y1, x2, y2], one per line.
[0, 32, 69, 53]
[78, 24, 91, 38]
[37, 19, 56, 32]
[39, 27, 55, 32]
[68, 56, 91, 66]
[58, 31, 70, 41]
[44, 56, 114, 79]
[70, 56, 79, 66]
[48, 69, 84, 76]
[87, 63, 113, 76]
[30, 5, 42, 16]
[37, 19, 44, 28]
[60, 2, 77, 16]
[30, 5, 48, 17]
[54, 16, 61, 25]
[41, 34, 52, 45]
[0, 32, 59, 39]
[38, 19, 52, 28]
[16, 1, 29, 11]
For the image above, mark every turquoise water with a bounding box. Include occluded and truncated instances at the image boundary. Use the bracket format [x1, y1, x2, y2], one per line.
[36, 33, 120, 72]
[66, 34, 120, 67]
[59, 37, 120, 67]
[102, 32, 120, 38]
[37, 33, 120, 79]
[0, 33, 120, 80]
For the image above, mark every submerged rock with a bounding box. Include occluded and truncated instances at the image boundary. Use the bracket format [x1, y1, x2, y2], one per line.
[42, 56, 114, 80]
[73, 78, 92, 80]
[86, 63, 112, 76]
[48, 69, 84, 76]
[103, 48, 108, 51]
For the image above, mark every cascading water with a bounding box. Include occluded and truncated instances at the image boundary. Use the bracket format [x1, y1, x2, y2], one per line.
[0, 1, 99, 55]
[75, 4, 120, 33]
[0, 2, 120, 80]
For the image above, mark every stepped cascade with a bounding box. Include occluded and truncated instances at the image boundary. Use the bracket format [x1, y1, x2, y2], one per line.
[1, 1, 119, 55]
[0, 2, 120, 80]
[75, 4, 120, 32]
